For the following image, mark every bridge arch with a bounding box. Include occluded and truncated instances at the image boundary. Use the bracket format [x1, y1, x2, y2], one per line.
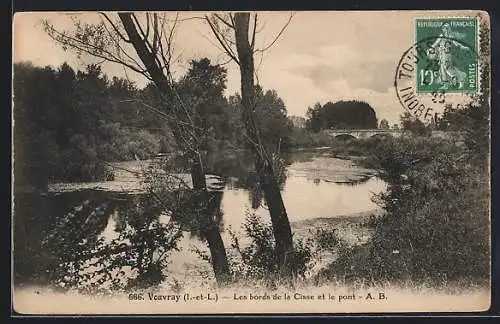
[334, 134, 356, 141]
[370, 133, 393, 139]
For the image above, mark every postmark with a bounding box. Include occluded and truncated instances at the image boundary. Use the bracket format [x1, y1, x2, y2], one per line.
[394, 17, 480, 123]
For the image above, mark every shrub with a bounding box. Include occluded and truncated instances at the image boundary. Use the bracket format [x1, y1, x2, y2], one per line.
[226, 211, 316, 288]
[320, 136, 490, 287]
[287, 128, 338, 149]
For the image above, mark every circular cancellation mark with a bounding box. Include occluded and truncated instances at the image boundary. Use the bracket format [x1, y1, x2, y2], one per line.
[394, 35, 479, 124]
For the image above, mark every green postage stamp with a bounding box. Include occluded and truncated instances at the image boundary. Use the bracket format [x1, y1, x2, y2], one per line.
[415, 17, 478, 93]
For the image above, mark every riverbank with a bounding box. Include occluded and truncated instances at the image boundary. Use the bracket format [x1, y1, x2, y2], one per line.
[291, 209, 382, 245]
[17, 145, 377, 194]
[13, 150, 389, 296]
[161, 208, 383, 292]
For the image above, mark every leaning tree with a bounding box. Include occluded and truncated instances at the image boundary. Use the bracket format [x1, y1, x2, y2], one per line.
[43, 12, 231, 286]
[204, 13, 297, 275]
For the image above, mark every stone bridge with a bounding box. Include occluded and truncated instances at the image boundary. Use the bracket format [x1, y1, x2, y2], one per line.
[326, 128, 403, 139]
[325, 129, 452, 140]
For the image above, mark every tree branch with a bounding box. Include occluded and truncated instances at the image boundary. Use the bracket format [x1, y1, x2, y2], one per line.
[43, 21, 150, 78]
[205, 15, 240, 65]
[99, 18, 145, 70]
[254, 13, 294, 53]
[99, 12, 131, 43]
[250, 13, 257, 50]
[213, 13, 234, 28]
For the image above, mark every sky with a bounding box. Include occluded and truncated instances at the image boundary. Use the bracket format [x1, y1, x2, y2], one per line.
[12, 10, 486, 125]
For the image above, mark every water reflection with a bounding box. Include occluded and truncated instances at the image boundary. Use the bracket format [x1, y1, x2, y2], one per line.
[219, 172, 386, 231]
[15, 190, 183, 291]
[206, 149, 290, 210]
[14, 150, 387, 289]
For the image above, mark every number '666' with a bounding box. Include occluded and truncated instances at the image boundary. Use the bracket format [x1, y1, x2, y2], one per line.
[128, 293, 144, 300]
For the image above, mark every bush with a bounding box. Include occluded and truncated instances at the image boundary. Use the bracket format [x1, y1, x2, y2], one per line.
[97, 123, 162, 161]
[226, 211, 316, 288]
[287, 128, 338, 149]
[329, 136, 391, 158]
[320, 136, 490, 287]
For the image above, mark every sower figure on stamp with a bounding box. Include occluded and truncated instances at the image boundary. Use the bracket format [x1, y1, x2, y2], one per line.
[426, 23, 469, 90]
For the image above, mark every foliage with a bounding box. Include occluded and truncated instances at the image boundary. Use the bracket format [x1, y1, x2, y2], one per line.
[96, 123, 162, 161]
[320, 136, 489, 287]
[228, 86, 294, 153]
[176, 58, 236, 154]
[436, 103, 489, 165]
[306, 100, 378, 132]
[254, 86, 294, 152]
[288, 115, 307, 128]
[399, 112, 432, 137]
[287, 128, 337, 148]
[226, 211, 316, 287]
[13, 62, 173, 188]
[331, 136, 392, 160]
[379, 119, 390, 129]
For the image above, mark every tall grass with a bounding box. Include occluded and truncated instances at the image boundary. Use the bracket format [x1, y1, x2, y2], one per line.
[220, 210, 317, 289]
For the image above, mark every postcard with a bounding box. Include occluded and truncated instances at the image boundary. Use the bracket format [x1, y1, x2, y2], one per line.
[12, 10, 491, 314]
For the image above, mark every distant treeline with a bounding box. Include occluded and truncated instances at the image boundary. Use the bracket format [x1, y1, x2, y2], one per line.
[305, 100, 378, 132]
[14, 62, 170, 188]
[13, 59, 295, 189]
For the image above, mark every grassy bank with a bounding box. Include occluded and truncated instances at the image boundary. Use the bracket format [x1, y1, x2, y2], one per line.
[309, 135, 490, 289]
[236, 133, 490, 290]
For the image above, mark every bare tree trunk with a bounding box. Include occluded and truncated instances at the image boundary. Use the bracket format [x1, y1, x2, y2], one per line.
[203, 221, 232, 284]
[233, 13, 294, 268]
[119, 13, 230, 286]
[191, 160, 231, 285]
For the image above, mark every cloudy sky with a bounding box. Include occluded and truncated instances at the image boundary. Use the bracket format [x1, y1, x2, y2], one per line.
[13, 10, 484, 125]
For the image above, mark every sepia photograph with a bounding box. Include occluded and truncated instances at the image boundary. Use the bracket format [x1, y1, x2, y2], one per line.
[12, 10, 491, 314]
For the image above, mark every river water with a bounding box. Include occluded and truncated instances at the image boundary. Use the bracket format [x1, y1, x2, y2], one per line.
[14, 149, 387, 289]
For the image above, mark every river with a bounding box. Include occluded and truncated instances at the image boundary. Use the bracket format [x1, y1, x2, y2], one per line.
[14, 149, 387, 290]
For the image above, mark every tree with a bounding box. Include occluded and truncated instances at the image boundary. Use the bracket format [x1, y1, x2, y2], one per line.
[43, 12, 231, 286]
[400, 112, 431, 137]
[178, 58, 232, 152]
[206, 12, 296, 274]
[305, 100, 378, 132]
[255, 87, 294, 151]
[230, 85, 293, 153]
[54, 63, 77, 150]
[289, 116, 306, 129]
[379, 119, 390, 129]
[13, 63, 60, 190]
[305, 102, 325, 132]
